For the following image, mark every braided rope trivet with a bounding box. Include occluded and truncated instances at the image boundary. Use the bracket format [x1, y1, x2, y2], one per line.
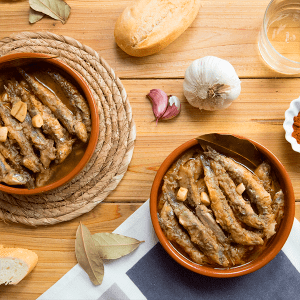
[0, 32, 136, 226]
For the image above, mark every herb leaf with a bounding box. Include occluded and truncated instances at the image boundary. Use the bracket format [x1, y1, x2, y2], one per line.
[197, 133, 263, 170]
[29, 8, 44, 24]
[75, 223, 104, 286]
[29, 0, 71, 24]
[93, 233, 144, 259]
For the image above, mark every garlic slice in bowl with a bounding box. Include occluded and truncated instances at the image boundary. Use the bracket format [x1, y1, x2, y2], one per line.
[283, 96, 300, 153]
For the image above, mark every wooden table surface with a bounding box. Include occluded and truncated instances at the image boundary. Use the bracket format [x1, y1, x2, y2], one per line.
[1, 0, 300, 299]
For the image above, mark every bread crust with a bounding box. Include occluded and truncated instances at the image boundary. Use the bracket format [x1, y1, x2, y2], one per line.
[0, 245, 38, 285]
[114, 0, 201, 57]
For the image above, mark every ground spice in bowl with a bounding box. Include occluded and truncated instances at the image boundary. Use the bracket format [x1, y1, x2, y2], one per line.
[292, 112, 300, 143]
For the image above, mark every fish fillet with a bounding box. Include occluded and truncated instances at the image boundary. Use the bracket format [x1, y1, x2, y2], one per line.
[19, 68, 88, 142]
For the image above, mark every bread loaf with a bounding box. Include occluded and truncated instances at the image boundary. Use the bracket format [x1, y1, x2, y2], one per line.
[114, 0, 201, 57]
[0, 245, 38, 285]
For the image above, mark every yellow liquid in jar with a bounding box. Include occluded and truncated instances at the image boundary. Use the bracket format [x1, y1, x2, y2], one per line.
[267, 9, 300, 62]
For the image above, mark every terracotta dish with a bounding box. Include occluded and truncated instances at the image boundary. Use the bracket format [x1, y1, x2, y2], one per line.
[0, 52, 99, 194]
[150, 135, 295, 277]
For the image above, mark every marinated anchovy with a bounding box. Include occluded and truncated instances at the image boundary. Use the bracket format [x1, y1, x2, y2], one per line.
[0, 139, 22, 167]
[177, 158, 228, 244]
[254, 162, 272, 192]
[17, 82, 75, 164]
[0, 152, 27, 185]
[177, 155, 204, 207]
[159, 201, 208, 265]
[201, 155, 264, 246]
[0, 141, 35, 189]
[178, 155, 203, 182]
[188, 178, 205, 207]
[18, 68, 88, 142]
[255, 162, 280, 199]
[35, 166, 57, 188]
[211, 159, 265, 230]
[195, 205, 228, 245]
[205, 147, 277, 239]
[5, 81, 56, 168]
[47, 71, 91, 132]
[0, 102, 41, 173]
[162, 150, 196, 194]
[272, 190, 285, 226]
[229, 244, 248, 266]
[22, 114, 56, 168]
[167, 193, 230, 267]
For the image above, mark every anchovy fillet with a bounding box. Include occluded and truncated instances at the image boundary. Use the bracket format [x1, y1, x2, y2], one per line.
[35, 165, 58, 188]
[0, 101, 41, 173]
[18, 68, 88, 142]
[201, 155, 264, 246]
[205, 147, 277, 239]
[272, 190, 285, 226]
[255, 161, 280, 199]
[17, 82, 75, 164]
[177, 156, 228, 244]
[159, 201, 208, 265]
[5, 81, 56, 168]
[211, 159, 265, 230]
[195, 205, 228, 245]
[167, 193, 230, 267]
[0, 140, 35, 189]
[47, 70, 91, 133]
[0, 152, 27, 185]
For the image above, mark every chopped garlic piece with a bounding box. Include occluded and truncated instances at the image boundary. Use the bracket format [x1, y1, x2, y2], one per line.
[11, 101, 27, 122]
[200, 192, 210, 206]
[177, 187, 188, 201]
[32, 114, 43, 128]
[0, 127, 8, 142]
[2, 93, 8, 102]
[236, 183, 246, 195]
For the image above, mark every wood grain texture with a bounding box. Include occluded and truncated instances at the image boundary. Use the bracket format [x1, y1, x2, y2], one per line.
[0, 0, 285, 79]
[1, 1, 300, 299]
[107, 78, 300, 202]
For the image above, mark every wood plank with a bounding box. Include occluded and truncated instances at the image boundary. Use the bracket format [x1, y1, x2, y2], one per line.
[106, 78, 300, 203]
[0, 1, 300, 299]
[0, 0, 286, 79]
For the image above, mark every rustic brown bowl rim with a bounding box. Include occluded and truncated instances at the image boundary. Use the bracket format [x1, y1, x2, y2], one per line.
[0, 52, 99, 195]
[150, 136, 295, 278]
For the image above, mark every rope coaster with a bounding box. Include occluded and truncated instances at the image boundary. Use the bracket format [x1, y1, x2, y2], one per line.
[0, 32, 136, 226]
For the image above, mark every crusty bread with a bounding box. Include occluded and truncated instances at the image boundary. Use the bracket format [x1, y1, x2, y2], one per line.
[0, 245, 38, 285]
[114, 0, 201, 57]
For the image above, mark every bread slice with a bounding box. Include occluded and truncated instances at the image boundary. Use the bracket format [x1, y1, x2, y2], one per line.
[0, 245, 38, 285]
[114, 0, 201, 57]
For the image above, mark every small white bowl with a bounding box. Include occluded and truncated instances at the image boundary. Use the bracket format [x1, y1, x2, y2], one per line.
[283, 96, 300, 153]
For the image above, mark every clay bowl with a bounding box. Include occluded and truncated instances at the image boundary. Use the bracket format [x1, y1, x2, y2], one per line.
[150, 135, 295, 278]
[0, 52, 99, 194]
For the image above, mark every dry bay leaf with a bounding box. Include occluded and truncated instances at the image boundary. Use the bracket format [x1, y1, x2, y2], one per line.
[92, 233, 144, 260]
[75, 223, 104, 286]
[196, 133, 263, 170]
[29, 8, 44, 24]
[29, 0, 71, 24]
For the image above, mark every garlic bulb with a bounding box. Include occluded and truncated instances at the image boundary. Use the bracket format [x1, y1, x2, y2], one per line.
[183, 56, 241, 111]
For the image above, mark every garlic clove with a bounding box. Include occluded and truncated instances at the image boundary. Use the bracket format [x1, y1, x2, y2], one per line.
[161, 95, 181, 120]
[147, 89, 168, 123]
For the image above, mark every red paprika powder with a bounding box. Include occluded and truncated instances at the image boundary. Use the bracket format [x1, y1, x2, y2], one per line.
[292, 112, 300, 143]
